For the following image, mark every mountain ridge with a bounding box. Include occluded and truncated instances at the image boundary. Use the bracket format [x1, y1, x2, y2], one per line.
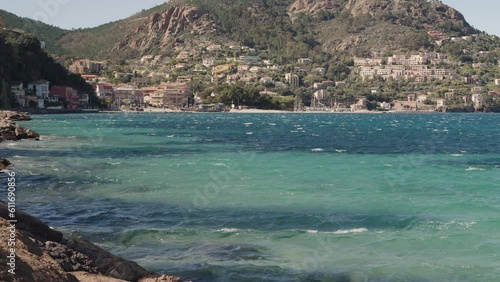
[0, 0, 489, 61]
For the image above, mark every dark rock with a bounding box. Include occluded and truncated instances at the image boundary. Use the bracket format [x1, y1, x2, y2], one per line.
[0, 158, 11, 170]
[0, 201, 64, 242]
[67, 238, 154, 282]
[44, 241, 97, 273]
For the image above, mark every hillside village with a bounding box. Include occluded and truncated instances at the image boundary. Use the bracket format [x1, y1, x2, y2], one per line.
[9, 36, 500, 113]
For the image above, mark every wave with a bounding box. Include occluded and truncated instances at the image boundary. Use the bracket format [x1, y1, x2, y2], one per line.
[217, 228, 240, 233]
[311, 148, 324, 152]
[293, 228, 369, 235]
[333, 228, 368, 235]
[466, 167, 485, 171]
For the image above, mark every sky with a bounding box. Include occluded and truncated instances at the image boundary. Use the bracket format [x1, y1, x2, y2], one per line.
[0, 0, 499, 36]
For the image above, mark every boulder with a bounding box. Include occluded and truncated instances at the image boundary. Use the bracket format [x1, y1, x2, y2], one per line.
[0, 217, 78, 282]
[66, 238, 154, 282]
[0, 158, 11, 170]
[0, 201, 64, 242]
[0, 111, 39, 142]
[0, 110, 31, 121]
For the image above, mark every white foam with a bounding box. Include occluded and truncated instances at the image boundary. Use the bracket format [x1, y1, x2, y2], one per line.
[217, 228, 239, 233]
[335, 149, 347, 153]
[311, 148, 324, 152]
[306, 230, 319, 234]
[333, 228, 368, 235]
[466, 167, 485, 171]
[450, 154, 463, 157]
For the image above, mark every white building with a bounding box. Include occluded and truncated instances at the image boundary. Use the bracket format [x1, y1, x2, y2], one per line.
[285, 73, 299, 87]
[27, 80, 50, 108]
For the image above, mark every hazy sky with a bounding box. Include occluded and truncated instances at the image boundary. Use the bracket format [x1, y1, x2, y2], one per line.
[0, 0, 498, 36]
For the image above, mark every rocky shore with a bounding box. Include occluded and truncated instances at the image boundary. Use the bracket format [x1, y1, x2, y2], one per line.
[0, 111, 40, 142]
[0, 200, 182, 282]
[0, 111, 182, 281]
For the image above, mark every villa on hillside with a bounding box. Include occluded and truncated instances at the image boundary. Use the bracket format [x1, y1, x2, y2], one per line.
[27, 80, 50, 108]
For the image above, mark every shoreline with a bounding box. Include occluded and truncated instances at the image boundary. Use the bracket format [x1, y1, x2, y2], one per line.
[0, 200, 182, 282]
[4, 107, 493, 115]
[108, 108, 487, 114]
[0, 111, 183, 282]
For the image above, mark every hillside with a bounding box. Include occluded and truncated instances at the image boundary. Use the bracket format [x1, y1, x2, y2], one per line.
[0, 29, 98, 108]
[0, 9, 68, 54]
[60, 0, 479, 60]
[0, 0, 484, 62]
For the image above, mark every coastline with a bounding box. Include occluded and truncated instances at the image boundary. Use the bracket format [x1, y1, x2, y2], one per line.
[0, 201, 182, 282]
[0, 111, 182, 282]
[121, 108, 484, 114]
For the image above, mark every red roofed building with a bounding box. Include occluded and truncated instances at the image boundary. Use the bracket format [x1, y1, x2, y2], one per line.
[50, 86, 80, 109]
[96, 84, 115, 98]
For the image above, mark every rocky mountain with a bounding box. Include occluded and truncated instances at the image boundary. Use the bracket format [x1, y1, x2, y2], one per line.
[112, 5, 216, 53]
[0, 0, 484, 60]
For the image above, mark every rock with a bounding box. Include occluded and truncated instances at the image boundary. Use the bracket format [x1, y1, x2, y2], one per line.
[0, 158, 11, 170]
[44, 241, 97, 273]
[139, 275, 183, 282]
[113, 5, 215, 52]
[66, 238, 154, 282]
[288, 0, 341, 18]
[70, 272, 128, 282]
[0, 201, 64, 242]
[0, 111, 39, 142]
[0, 217, 78, 282]
[0, 110, 32, 121]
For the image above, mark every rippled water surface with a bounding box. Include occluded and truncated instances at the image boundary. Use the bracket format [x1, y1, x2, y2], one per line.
[2, 113, 500, 281]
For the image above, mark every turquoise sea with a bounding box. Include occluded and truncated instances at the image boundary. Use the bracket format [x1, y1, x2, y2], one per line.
[2, 113, 500, 281]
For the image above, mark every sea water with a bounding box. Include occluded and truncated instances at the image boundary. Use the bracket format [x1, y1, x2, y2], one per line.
[2, 113, 500, 281]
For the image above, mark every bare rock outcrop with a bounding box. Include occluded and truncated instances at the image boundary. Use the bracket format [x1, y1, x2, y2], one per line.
[345, 0, 468, 26]
[288, 0, 341, 18]
[113, 5, 215, 52]
[0, 111, 39, 142]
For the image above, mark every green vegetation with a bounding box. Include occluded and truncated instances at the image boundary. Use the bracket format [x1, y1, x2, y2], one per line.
[0, 30, 98, 108]
[0, 10, 67, 54]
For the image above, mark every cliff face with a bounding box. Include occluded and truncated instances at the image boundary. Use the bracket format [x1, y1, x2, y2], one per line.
[113, 5, 216, 52]
[345, 0, 468, 24]
[105, 0, 476, 57]
[288, 0, 342, 17]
